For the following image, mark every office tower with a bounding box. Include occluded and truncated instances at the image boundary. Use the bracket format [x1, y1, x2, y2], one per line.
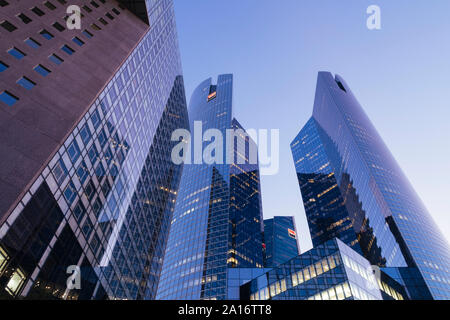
[291, 72, 450, 299]
[239, 238, 407, 300]
[0, 0, 188, 299]
[156, 75, 264, 300]
[263, 216, 299, 267]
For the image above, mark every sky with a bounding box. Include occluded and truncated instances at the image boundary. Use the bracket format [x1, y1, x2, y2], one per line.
[173, 0, 450, 252]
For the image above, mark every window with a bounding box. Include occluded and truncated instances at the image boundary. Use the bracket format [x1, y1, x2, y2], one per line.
[105, 13, 114, 20]
[49, 54, 64, 65]
[0, 246, 8, 273]
[61, 44, 75, 55]
[25, 37, 41, 49]
[1, 20, 17, 32]
[6, 269, 25, 296]
[34, 64, 51, 77]
[53, 159, 68, 185]
[56, 0, 67, 4]
[17, 77, 36, 90]
[91, 23, 101, 31]
[64, 181, 77, 204]
[31, 7, 45, 17]
[67, 140, 81, 163]
[0, 1, 9, 7]
[91, 110, 101, 128]
[98, 18, 108, 26]
[88, 144, 99, 164]
[90, 1, 99, 8]
[72, 37, 85, 47]
[40, 29, 54, 40]
[82, 29, 93, 38]
[17, 13, 32, 24]
[73, 201, 86, 222]
[0, 61, 8, 72]
[82, 5, 92, 13]
[112, 8, 120, 15]
[0, 91, 19, 106]
[44, 1, 57, 10]
[76, 161, 89, 184]
[80, 123, 92, 144]
[52, 22, 65, 32]
[8, 47, 26, 60]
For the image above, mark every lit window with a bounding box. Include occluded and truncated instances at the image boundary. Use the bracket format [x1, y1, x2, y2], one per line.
[0, 61, 8, 72]
[17, 13, 32, 24]
[34, 64, 51, 77]
[61, 44, 75, 55]
[72, 36, 85, 46]
[17, 77, 36, 90]
[0, 246, 8, 273]
[0, 91, 19, 106]
[6, 269, 26, 296]
[1, 20, 17, 32]
[49, 54, 64, 65]
[25, 37, 41, 49]
[91, 23, 101, 31]
[40, 29, 54, 40]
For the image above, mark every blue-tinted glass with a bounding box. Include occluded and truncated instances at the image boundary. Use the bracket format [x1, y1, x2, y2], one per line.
[72, 37, 84, 46]
[98, 129, 107, 147]
[64, 181, 77, 204]
[40, 29, 54, 40]
[0, 91, 18, 106]
[82, 30, 93, 38]
[25, 38, 41, 49]
[76, 161, 88, 184]
[34, 64, 51, 77]
[0, 61, 8, 72]
[91, 110, 101, 128]
[17, 77, 36, 90]
[73, 201, 86, 223]
[8, 47, 26, 60]
[61, 44, 75, 55]
[49, 54, 63, 65]
[95, 162, 105, 178]
[88, 144, 99, 164]
[80, 123, 92, 144]
[53, 159, 68, 185]
[67, 140, 81, 163]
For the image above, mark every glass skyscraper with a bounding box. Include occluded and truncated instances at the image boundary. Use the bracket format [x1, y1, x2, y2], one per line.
[291, 71, 450, 300]
[264, 216, 299, 267]
[0, 0, 188, 300]
[156, 74, 264, 300]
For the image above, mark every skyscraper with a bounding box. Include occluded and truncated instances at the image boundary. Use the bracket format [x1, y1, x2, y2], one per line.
[291, 71, 450, 300]
[156, 75, 264, 300]
[0, 0, 188, 299]
[263, 216, 299, 267]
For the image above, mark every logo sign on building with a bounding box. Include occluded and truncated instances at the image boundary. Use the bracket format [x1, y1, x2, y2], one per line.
[288, 228, 296, 239]
[207, 92, 217, 102]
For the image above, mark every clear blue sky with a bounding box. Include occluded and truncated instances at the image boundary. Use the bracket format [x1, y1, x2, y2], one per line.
[173, 0, 450, 252]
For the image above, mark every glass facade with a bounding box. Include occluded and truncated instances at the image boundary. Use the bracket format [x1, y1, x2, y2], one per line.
[156, 75, 264, 300]
[291, 72, 450, 300]
[264, 217, 299, 267]
[0, 0, 188, 300]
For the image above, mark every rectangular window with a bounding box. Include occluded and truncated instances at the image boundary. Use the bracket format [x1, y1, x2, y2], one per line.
[31, 7, 45, 17]
[61, 44, 75, 55]
[1, 20, 17, 32]
[0, 1, 9, 7]
[91, 23, 101, 31]
[0, 246, 8, 273]
[91, 110, 101, 128]
[73, 201, 86, 222]
[80, 123, 92, 144]
[77, 161, 89, 184]
[88, 144, 99, 164]
[34, 64, 51, 77]
[49, 54, 64, 65]
[90, 1, 99, 8]
[112, 8, 120, 15]
[98, 18, 108, 26]
[64, 181, 77, 204]
[56, 0, 67, 4]
[17, 77, 36, 90]
[44, 1, 56, 10]
[72, 36, 85, 46]
[0, 91, 19, 106]
[17, 13, 32, 24]
[0, 61, 8, 72]
[6, 269, 25, 296]
[105, 13, 114, 20]
[82, 29, 93, 38]
[53, 159, 68, 185]
[82, 5, 92, 13]
[52, 22, 65, 32]
[40, 29, 54, 40]
[25, 37, 41, 49]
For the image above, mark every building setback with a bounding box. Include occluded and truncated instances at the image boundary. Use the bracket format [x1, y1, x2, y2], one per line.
[290, 72, 450, 300]
[263, 216, 299, 267]
[0, 0, 188, 299]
